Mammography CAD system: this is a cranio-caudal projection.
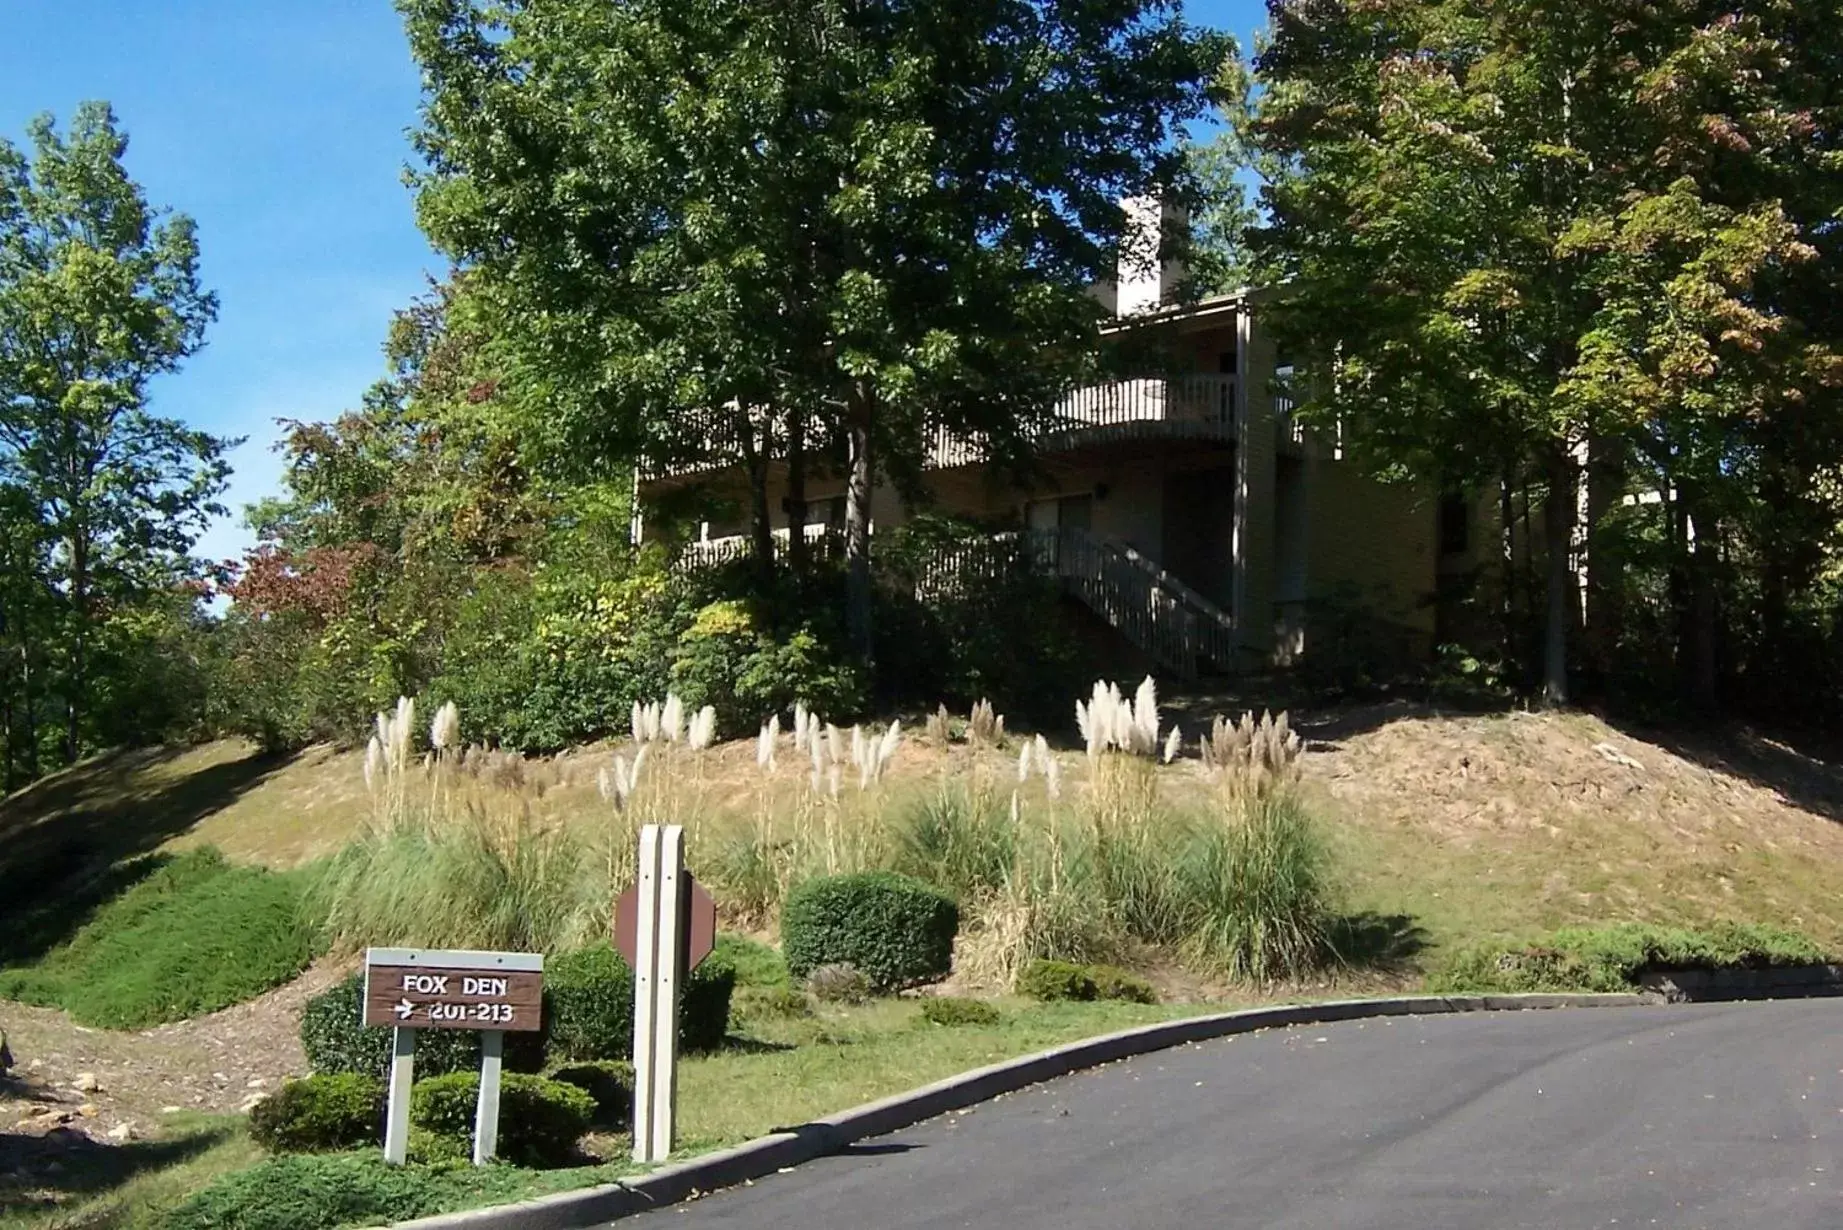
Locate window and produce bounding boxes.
[1439,493,1471,556]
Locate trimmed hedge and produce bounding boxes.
[549,1060,633,1128]
[410,1071,594,1168]
[248,1073,384,1154]
[299,972,545,1079]
[919,996,1001,1027]
[1017,959,1157,1005]
[545,941,736,1062]
[1429,922,1831,994]
[781,872,958,992]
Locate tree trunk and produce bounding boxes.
[786,403,809,578]
[1682,493,1720,713]
[844,389,874,663]
[1540,443,1575,705]
[65,529,88,765]
[739,415,776,591]
[1499,470,1517,668]
[1579,432,1625,690]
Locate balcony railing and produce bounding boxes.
[651,373,1243,482]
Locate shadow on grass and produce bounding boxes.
[0,745,293,965]
[1330,912,1429,974]
[0,1122,232,1212]
[718,1036,798,1056]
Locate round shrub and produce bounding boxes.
[1090,966,1158,1005]
[545,941,736,1062]
[918,996,1001,1027]
[299,972,545,1079]
[410,1071,594,1168]
[549,1060,633,1128]
[781,872,959,992]
[1017,959,1097,1002]
[248,1073,384,1154]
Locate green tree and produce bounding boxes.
[1250,0,1843,706]
[400,0,1226,662]
[0,103,226,761]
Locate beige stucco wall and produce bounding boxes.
[1302,458,1439,635]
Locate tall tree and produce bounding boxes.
[1250,0,1843,705]
[0,103,227,760]
[401,0,1224,662]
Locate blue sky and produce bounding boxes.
[2,0,1267,566]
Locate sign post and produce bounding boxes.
[363,948,544,1166]
[614,826,718,1165]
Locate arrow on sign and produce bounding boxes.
[395,999,416,1020]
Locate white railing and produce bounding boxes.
[1031,526,1238,678]
[1056,373,1236,430]
[676,523,842,570]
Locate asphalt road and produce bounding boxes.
[630,1000,1843,1229]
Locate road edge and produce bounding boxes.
[388,991,1655,1229]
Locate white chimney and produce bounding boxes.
[1114,195,1189,317]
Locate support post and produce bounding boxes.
[384,1026,415,1165]
[631,825,662,1163]
[473,1029,504,1165]
[650,825,685,1163]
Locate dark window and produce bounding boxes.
[1439,493,1470,556]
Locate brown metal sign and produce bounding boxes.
[363,949,544,1032]
[615,873,718,972]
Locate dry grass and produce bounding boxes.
[8,705,1843,966]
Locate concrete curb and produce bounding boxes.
[388,991,1655,1229]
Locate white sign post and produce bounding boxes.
[630,824,685,1164]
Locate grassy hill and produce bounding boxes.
[7,702,1841,965]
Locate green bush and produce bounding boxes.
[1017,959,1097,1002]
[781,872,959,993]
[1090,966,1159,1005]
[298,972,545,1079]
[670,599,866,736]
[549,1060,633,1128]
[544,941,736,1062]
[248,1074,384,1154]
[918,997,1001,1027]
[1016,959,1157,1005]
[0,848,320,1029]
[160,1153,453,1230]
[1180,792,1335,984]
[1429,923,1831,994]
[410,1071,594,1168]
[714,933,790,988]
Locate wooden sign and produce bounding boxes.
[363,949,544,1032]
[615,873,717,972]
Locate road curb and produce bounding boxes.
[387,991,1655,1229]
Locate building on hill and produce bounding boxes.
[635,206,1474,681]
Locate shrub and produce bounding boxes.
[1017,959,1097,1002]
[670,599,866,736]
[919,997,1001,1027]
[411,1071,594,1168]
[1015,959,1157,1005]
[1429,923,1831,994]
[549,1060,633,1128]
[1181,791,1335,984]
[781,872,959,993]
[544,941,736,1062]
[714,934,789,988]
[1090,966,1158,1005]
[248,1073,384,1153]
[299,972,545,1079]
[803,963,871,1004]
[0,848,321,1029]
[160,1153,452,1230]
[893,785,1015,900]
